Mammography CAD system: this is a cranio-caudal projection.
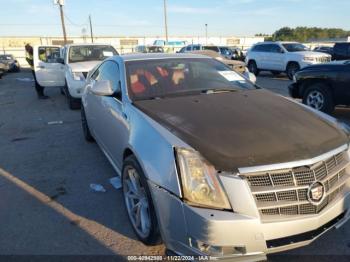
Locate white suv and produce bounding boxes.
[245,42,331,79]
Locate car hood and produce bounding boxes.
[134,89,348,172]
[68,61,101,73]
[292,51,331,57]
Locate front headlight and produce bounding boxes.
[303,56,315,62]
[72,72,85,81]
[176,148,231,210]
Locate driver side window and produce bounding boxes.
[38,47,61,63]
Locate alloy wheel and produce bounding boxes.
[123,166,151,238]
[306,90,325,110]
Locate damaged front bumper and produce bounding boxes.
[148,180,350,262]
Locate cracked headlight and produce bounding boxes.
[176,148,231,210]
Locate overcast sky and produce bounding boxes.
[1,0,349,37]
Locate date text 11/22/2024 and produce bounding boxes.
[127,256,212,261]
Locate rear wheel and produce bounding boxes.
[286,62,300,80]
[248,60,260,76]
[302,83,334,114]
[122,156,161,245]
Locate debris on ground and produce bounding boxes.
[109,177,122,190]
[48,121,64,125]
[90,184,106,193]
[16,78,34,82]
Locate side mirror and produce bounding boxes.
[92,80,115,96]
[56,58,65,64]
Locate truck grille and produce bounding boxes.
[243,151,349,221]
[316,57,331,63]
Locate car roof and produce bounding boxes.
[118,53,210,62]
[65,43,113,47]
[256,41,299,45]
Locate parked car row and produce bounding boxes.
[178,44,245,61]
[27,45,350,261]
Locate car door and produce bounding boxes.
[268,44,285,71]
[34,46,65,87]
[87,60,129,169]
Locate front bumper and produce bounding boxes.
[66,77,85,98]
[288,83,300,98]
[149,180,350,261]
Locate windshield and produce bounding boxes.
[68,45,118,63]
[126,58,256,101]
[282,43,309,52]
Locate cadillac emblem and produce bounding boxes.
[307,182,325,205]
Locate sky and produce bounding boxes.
[0,0,349,37]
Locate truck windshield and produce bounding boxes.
[68,45,118,63]
[126,58,256,101]
[282,43,309,52]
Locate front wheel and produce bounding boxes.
[286,63,300,80]
[248,61,260,76]
[302,83,334,114]
[122,156,161,245]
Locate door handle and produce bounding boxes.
[122,112,128,120]
[37,65,45,69]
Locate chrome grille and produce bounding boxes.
[316,57,331,63]
[244,151,349,220]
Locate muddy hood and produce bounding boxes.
[135,89,348,171]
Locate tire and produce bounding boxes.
[286,62,300,80]
[302,83,334,114]
[248,60,260,76]
[122,156,161,245]
[271,71,281,76]
[81,106,94,142]
[64,82,81,110]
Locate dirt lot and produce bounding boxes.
[1,69,350,261]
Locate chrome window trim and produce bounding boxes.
[239,144,348,174]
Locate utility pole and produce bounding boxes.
[205,24,208,45]
[89,15,94,43]
[55,0,67,45]
[163,0,169,43]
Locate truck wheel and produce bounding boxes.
[248,60,260,76]
[286,62,300,80]
[81,106,94,142]
[122,155,162,245]
[302,83,334,114]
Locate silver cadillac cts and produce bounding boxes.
[81,53,350,261]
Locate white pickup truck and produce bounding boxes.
[33,44,118,109]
